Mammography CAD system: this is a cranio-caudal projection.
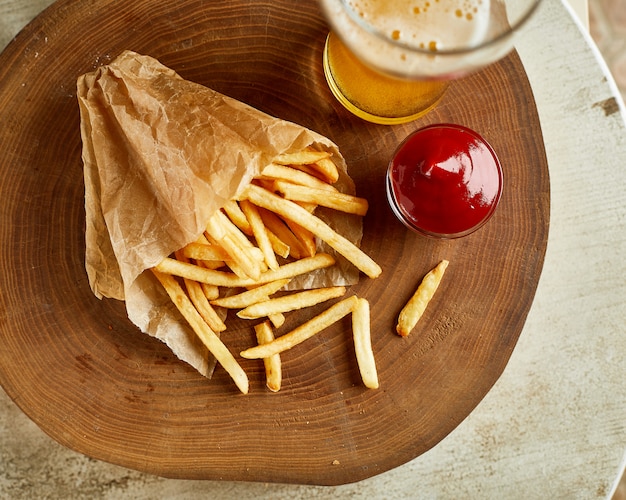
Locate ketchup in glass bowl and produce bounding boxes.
[386,124,503,239]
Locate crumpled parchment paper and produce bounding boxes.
[77,50,362,376]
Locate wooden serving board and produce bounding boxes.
[0,0,549,486]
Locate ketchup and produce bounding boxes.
[386,124,502,238]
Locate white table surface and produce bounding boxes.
[1,0,625,498]
[565,0,589,28]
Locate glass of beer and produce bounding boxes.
[319,0,543,124]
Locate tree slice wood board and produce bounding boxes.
[0,0,549,486]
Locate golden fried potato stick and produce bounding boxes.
[181,241,231,262]
[240,295,358,359]
[396,260,449,337]
[273,180,369,216]
[237,286,347,320]
[213,276,289,327]
[273,149,331,166]
[254,321,282,392]
[265,230,291,259]
[154,253,336,288]
[151,269,249,394]
[199,279,220,300]
[293,200,318,213]
[312,157,340,184]
[210,278,291,309]
[240,184,382,279]
[352,298,378,389]
[222,200,253,236]
[260,163,338,192]
[268,313,285,328]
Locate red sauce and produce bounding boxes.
[387,124,502,238]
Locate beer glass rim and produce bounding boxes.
[333,0,543,57]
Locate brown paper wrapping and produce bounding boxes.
[77,50,362,376]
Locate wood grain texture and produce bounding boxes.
[0,0,549,486]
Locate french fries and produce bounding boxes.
[239,199,280,271]
[273,180,369,216]
[352,298,378,389]
[155,253,336,288]
[237,286,347,319]
[273,149,331,166]
[210,279,291,309]
[396,260,449,337]
[151,269,249,394]
[174,250,226,333]
[260,163,337,192]
[240,295,379,391]
[240,184,382,279]
[240,295,359,359]
[255,321,281,392]
[150,148,386,394]
[273,148,340,184]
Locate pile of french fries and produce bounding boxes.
[151,149,381,394]
[150,148,450,395]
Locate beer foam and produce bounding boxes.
[345,0,491,51]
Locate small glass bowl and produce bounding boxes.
[386,123,503,239]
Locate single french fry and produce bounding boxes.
[237,286,347,320]
[151,269,249,394]
[200,261,227,272]
[274,180,368,217]
[198,259,227,270]
[200,280,220,300]
[312,157,340,184]
[352,298,378,389]
[182,242,231,262]
[273,149,331,166]
[222,200,253,235]
[210,278,291,309]
[288,163,329,182]
[155,253,336,288]
[293,200,318,213]
[288,158,340,184]
[155,257,242,287]
[255,321,282,392]
[240,184,382,279]
[261,163,338,192]
[239,199,279,271]
[240,295,358,359]
[268,313,285,328]
[396,260,449,337]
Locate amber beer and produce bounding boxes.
[320,0,495,124]
[323,32,449,124]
